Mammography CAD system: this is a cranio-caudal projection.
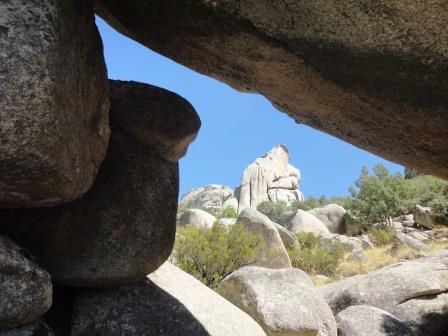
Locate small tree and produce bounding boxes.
[173,222,265,288]
[349,164,412,229]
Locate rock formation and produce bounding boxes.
[71,263,266,336]
[109,80,200,162]
[217,266,337,336]
[0,320,55,336]
[414,205,436,228]
[281,209,331,237]
[1,0,447,334]
[393,293,448,336]
[0,0,110,207]
[179,184,238,212]
[308,204,347,234]
[237,208,292,269]
[179,145,305,221]
[336,305,413,336]
[178,209,217,229]
[237,145,304,213]
[94,0,448,180]
[395,232,426,251]
[322,251,448,336]
[322,259,448,316]
[275,223,300,250]
[0,235,52,330]
[404,168,422,179]
[419,249,448,267]
[1,81,200,287]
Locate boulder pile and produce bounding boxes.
[1,0,447,335]
[179,184,238,213]
[217,266,337,336]
[178,144,305,218]
[0,1,205,332]
[322,250,448,336]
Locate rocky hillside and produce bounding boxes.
[173,201,448,335]
[179,145,304,219]
[0,1,446,335]
[176,147,448,336]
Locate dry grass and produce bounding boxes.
[310,275,333,286]
[425,240,448,253]
[324,240,448,283]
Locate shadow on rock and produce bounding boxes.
[71,278,210,336]
[381,315,412,336]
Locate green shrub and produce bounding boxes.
[290,198,322,211]
[409,176,448,225]
[407,175,448,205]
[287,233,345,276]
[428,196,448,225]
[177,203,237,220]
[348,164,413,230]
[173,222,265,288]
[291,196,352,212]
[348,165,448,230]
[215,206,237,219]
[176,202,193,218]
[257,201,290,222]
[368,226,397,246]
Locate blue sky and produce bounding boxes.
[96,18,403,199]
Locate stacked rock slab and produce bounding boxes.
[0,235,52,331]
[237,145,304,213]
[71,262,266,336]
[1,80,200,287]
[321,254,448,335]
[393,293,448,336]
[0,0,110,207]
[93,0,448,180]
[322,260,448,315]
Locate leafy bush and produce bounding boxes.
[348,164,413,230]
[215,206,237,219]
[287,233,345,276]
[173,222,265,288]
[348,164,448,230]
[428,196,448,225]
[407,175,448,205]
[368,226,397,247]
[258,196,352,222]
[408,176,448,225]
[257,201,290,222]
[290,198,322,211]
[291,196,352,211]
